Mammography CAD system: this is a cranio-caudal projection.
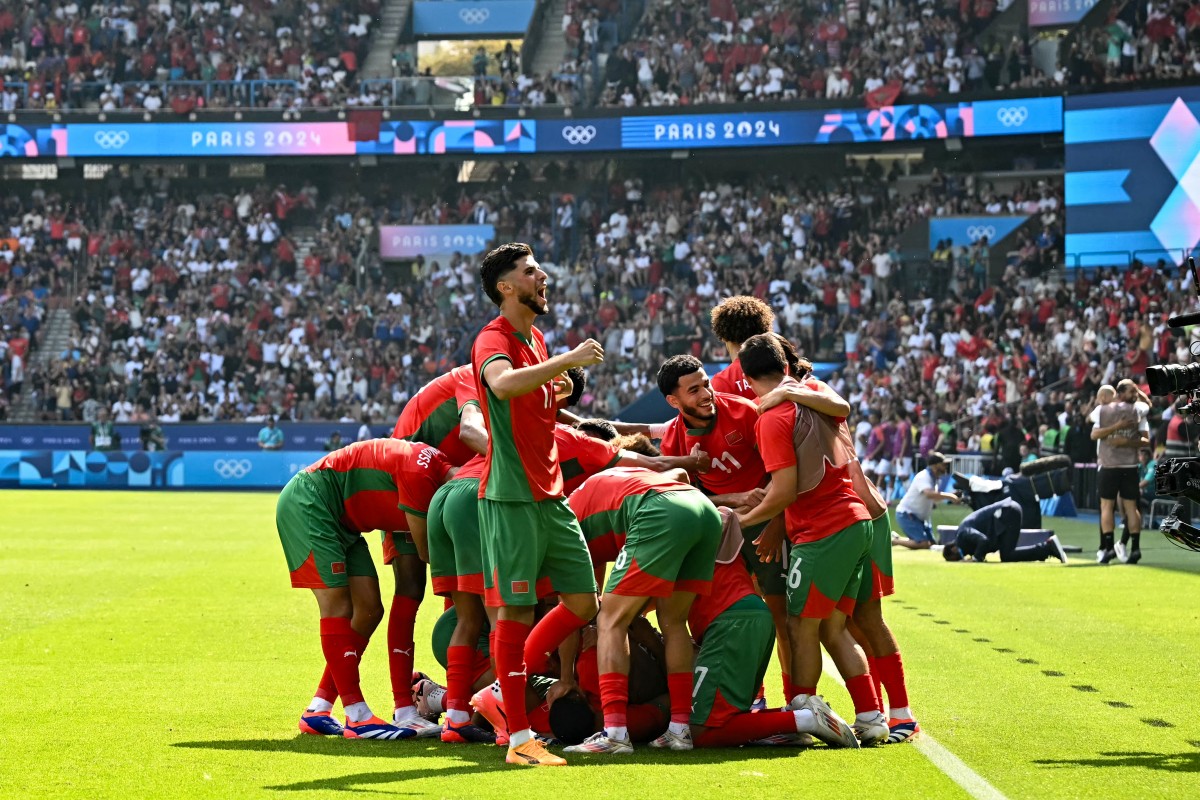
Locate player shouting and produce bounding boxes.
[472,242,604,766]
[277,438,451,740]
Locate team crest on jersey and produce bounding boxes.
[511,580,530,594]
[331,562,346,574]
[725,431,743,446]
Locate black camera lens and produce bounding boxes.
[1147,363,1200,396]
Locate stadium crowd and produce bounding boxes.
[597,0,1006,107]
[0,0,377,111]
[3,161,1190,475]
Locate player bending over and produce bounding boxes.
[562,465,721,754]
[277,439,451,740]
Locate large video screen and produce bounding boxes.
[1066,86,1200,267]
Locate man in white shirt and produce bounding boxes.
[892,452,961,550]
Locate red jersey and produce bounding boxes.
[471,316,561,501]
[453,454,486,482]
[393,364,478,466]
[569,467,695,566]
[659,392,766,496]
[556,423,621,496]
[710,360,757,401]
[687,559,757,640]
[756,402,870,544]
[304,438,452,533]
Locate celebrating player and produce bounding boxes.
[277,438,452,740]
[563,465,721,754]
[472,242,604,767]
[736,333,886,747]
[709,295,776,401]
[655,354,795,705]
[758,367,921,743]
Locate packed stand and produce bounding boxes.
[0,0,377,111]
[12,163,1192,475]
[465,43,586,108]
[597,0,1011,108]
[1065,1,1200,89]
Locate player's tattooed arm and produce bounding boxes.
[458,403,489,456]
[757,376,851,418]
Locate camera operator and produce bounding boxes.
[1090,383,1149,565]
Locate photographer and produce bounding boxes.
[1090,384,1148,565]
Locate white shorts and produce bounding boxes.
[875,459,893,477]
[893,457,913,479]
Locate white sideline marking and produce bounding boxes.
[821,655,1008,800]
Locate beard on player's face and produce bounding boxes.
[678,394,716,421]
[518,287,548,315]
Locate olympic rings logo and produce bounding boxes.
[561,125,597,145]
[93,130,130,149]
[995,106,1028,127]
[459,7,491,23]
[966,225,996,241]
[213,458,252,479]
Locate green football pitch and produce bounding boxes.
[3,491,1198,799]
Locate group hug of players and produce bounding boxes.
[274,243,919,766]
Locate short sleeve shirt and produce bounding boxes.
[472,316,562,501]
[659,392,766,496]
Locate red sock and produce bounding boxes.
[319,617,365,706]
[315,666,338,704]
[445,645,476,714]
[874,652,910,711]
[494,619,532,734]
[627,702,668,741]
[845,673,881,716]
[471,648,493,685]
[523,604,589,674]
[667,672,692,725]
[388,596,421,709]
[796,685,816,697]
[694,711,798,747]
[599,672,629,730]
[781,673,796,706]
[868,657,888,705]
[488,629,497,672]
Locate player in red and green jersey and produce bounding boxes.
[276,438,452,741]
[708,295,776,402]
[757,364,920,744]
[393,364,486,467]
[736,333,885,748]
[472,242,605,767]
[656,354,796,705]
[385,364,487,738]
[562,464,720,755]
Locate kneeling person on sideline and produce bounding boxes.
[943,498,1068,563]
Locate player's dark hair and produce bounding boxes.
[480,242,533,306]
[612,433,660,457]
[739,334,787,380]
[548,689,596,745]
[943,543,963,562]
[770,333,812,378]
[710,296,775,346]
[576,418,618,441]
[565,366,587,408]
[656,355,704,396]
